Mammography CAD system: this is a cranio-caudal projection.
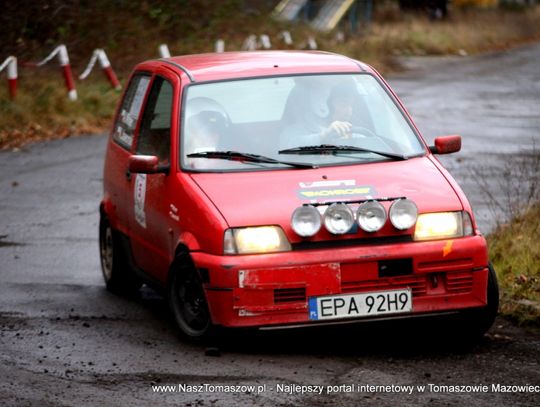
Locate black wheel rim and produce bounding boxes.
[100,224,114,281]
[174,270,210,336]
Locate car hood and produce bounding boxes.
[190,157,462,238]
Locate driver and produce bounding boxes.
[183,97,229,169]
[185,110,226,154]
[322,82,355,139]
[279,81,358,149]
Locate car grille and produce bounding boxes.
[341,275,428,297]
[274,287,307,304]
[292,235,413,251]
[271,271,475,305]
[446,271,474,294]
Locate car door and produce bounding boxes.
[103,73,151,235]
[128,71,179,282]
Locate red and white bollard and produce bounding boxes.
[79,49,121,90]
[36,44,77,101]
[259,35,272,49]
[158,44,171,58]
[307,36,318,50]
[242,35,258,51]
[0,56,17,99]
[98,50,121,90]
[280,31,293,46]
[58,45,77,101]
[214,39,225,53]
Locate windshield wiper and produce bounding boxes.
[187,150,318,169]
[278,144,408,161]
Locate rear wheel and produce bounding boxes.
[99,215,141,294]
[168,253,213,339]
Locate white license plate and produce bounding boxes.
[308,289,412,321]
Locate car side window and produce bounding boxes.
[136,76,173,163]
[112,74,151,149]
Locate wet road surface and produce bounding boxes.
[1,44,539,406]
[390,43,540,232]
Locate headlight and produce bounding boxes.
[414,211,473,241]
[389,199,418,230]
[357,200,387,232]
[291,205,322,237]
[324,203,355,235]
[224,226,291,254]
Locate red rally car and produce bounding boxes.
[99,51,498,339]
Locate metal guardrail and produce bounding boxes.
[272,0,309,21]
[273,0,361,32]
[310,0,356,32]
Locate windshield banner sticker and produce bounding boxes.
[297,180,375,201]
[134,173,147,228]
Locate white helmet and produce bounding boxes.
[185,97,229,134]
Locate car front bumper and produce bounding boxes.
[191,235,489,328]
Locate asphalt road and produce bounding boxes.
[1,44,539,406]
[390,43,540,232]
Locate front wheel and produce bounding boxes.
[456,263,499,343]
[168,254,213,339]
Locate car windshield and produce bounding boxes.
[180,73,425,171]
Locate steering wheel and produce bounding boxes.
[350,126,377,138]
[326,125,377,144]
[323,123,378,145]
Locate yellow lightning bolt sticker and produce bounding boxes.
[443,240,453,257]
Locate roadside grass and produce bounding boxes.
[0,72,120,149]
[331,5,540,68]
[1,5,540,150]
[474,148,540,327]
[487,204,540,328]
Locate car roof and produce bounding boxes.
[138,51,371,83]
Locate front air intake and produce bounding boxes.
[274,287,306,304]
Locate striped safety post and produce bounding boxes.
[159,44,171,58]
[0,56,17,99]
[280,31,293,46]
[242,35,258,51]
[79,49,121,90]
[36,44,77,101]
[307,36,318,50]
[215,39,225,53]
[259,35,272,49]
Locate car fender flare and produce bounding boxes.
[99,199,116,226]
[176,232,201,253]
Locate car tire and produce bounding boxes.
[455,263,499,343]
[99,215,141,295]
[168,253,214,340]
